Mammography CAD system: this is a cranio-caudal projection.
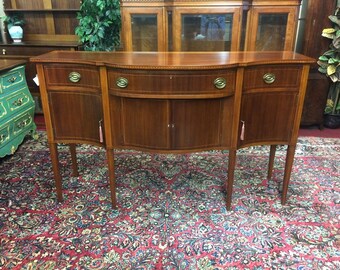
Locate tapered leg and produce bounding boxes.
[69,144,79,177]
[267,145,277,179]
[49,143,63,202]
[282,145,296,205]
[106,149,117,209]
[226,149,237,211]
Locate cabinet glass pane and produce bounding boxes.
[256,14,288,51]
[131,14,158,51]
[181,14,233,51]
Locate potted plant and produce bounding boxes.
[3,13,25,43]
[75,0,121,51]
[318,3,340,128]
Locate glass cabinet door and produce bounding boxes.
[121,8,166,51]
[173,7,242,51]
[245,7,298,51]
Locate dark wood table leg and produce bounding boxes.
[106,148,117,209]
[282,145,296,205]
[267,145,277,179]
[69,144,79,177]
[49,143,63,202]
[226,149,237,211]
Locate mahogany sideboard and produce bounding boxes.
[31,51,314,210]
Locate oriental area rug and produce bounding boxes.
[0,132,339,269]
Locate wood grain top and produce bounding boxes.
[0,59,26,72]
[30,51,315,70]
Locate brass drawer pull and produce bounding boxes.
[17,118,30,128]
[214,77,226,89]
[13,98,24,107]
[69,72,81,83]
[8,76,18,83]
[263,73,276,84]
[116,77,128,88]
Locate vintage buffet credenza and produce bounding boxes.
[31,51,314,210]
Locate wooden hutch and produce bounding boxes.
[0,0,80,113]
[120,0,301,52]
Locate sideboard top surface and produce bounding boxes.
[31,51,315,70]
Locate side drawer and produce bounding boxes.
[243,65,302,92]
[43,64,101,92]
[108,69,236,97]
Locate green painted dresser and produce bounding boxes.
[0,60,36,158]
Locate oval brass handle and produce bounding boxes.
[263,73,276,84]
[214,77,226,89]
[116,77,128,88]
[69,72,81,83]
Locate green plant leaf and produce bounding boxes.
[329,15,340,27]
[327,65,337,76]
[323,28,336,34]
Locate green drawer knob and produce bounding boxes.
[116,77,128,88]
[263,73,276,84]
[69,72,81,83]
[214,77,226,89]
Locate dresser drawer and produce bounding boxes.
[0,66,25,94]
[13,110,34,136]
[108,69,236,97]
[6,87,33,112]
[43,64,100,92]
[243,65,302,92]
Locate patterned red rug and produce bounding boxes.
[0,132,339,269]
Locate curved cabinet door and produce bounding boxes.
[172,98,232,150]
[111,97,170,150]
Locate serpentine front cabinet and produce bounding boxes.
[31,51,314,210]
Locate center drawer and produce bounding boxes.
[108,69,236,97]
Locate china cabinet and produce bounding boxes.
[121,0,301,52]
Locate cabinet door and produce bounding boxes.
[49,92,103,144]
[245,6,298,51]
[173,7,242,51]
[239,92,298,146]
[121,7,166,51]
[171,99,230,150]
[115,98,170,149]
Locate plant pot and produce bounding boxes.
[8,26,23,43]
[324,114,340,129]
